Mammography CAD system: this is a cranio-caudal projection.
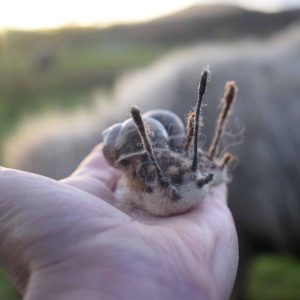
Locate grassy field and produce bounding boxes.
[0,272,19,300]
[0,27,300,299]
[248,256,300,300]
[0,29,172,159]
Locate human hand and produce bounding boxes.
[0,145,238,300]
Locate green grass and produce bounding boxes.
[0,30,172,161]
[0,271,19,300]
[248,255,300,300]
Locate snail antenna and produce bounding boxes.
[191,67,209,171]
[131,106,164,180]
[131,106,180,200]
[220,152,235,169]
[184,111,195,153]
[208,81,237,160]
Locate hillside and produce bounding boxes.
[71,4,300,44]
[1,4,300,155]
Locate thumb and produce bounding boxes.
[61,144,121,199]
[0,166,127,293]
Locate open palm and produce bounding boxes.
[0,145,238,300]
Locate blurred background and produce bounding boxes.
[1,0,300,299]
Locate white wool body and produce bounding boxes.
[115,177,208,216]
[115,169,228,216]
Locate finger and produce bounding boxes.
[0,167,128,244]
[61,144,121,197]
[0,167,129,290]
[62,176,116,203]
[71,144,121,189]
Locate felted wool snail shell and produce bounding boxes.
[102,68,238,216]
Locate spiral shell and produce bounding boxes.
[143,110,185,151]
[103,110,183,167]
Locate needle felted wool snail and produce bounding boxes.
[102,68,238,216]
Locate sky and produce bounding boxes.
[0,0,300,30]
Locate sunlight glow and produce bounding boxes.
[0,0,195,30]
[0,0,299,30]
